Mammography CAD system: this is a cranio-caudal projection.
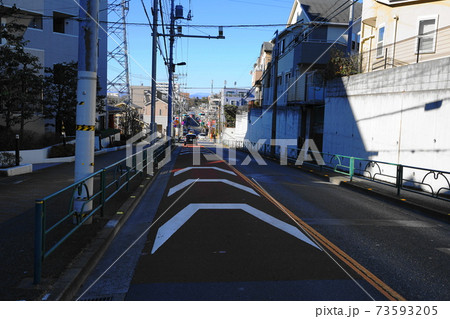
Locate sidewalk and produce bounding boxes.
[252,151,450,222]
[0,147,131,300]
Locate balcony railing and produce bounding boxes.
[287,71,325,104]
[360,24,450,73]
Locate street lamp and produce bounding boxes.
[173,61,186,72]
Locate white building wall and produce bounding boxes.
[1,0,108,132]
[324,57,450,186]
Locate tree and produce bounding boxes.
[42,62,78,138]
[224,104,238,128]
[323,48,361,80]
[43,61,106,138]
[0,6,43,137]
[122,106,143,139]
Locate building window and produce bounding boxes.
[53,12,68,33]
[352,33,360,51]
[28,14,43,29]
[309,26,327,42]
[279,39,285,55]
[285,73,291,86]
[159,109,162,116]
[417,17,438,54]
[376,26,385,58]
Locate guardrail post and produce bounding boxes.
[100,169,106,217]
[143,149,148,176]
[350,157,355,181]
[396,165,403,196]
[34,200,45,284]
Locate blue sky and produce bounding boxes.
[109,0,294,95]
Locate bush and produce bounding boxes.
[48,144,75,158]
[0,152,20,168]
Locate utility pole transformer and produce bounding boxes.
[74,0,100,221]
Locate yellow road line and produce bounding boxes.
[228,163,405,301]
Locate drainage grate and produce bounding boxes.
[78,293,126,301]
[79,295,113,301]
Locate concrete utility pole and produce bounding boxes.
[74,0,100,220]
[270,30,279,156]
[151,0,158,138]
[167,0,176,138]
[347,0,355,54]
[162,2,224,140]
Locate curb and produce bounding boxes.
[290,162,450,223]
[47,143,178,301]
[225,146,450,223]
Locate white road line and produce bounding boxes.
[174,167,236,177]
[151,203,321,254]
[167,179,260,197]
[436,248,450,256]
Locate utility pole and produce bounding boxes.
[74,0,100,222]
[347,0,355,55]
[167,0,176,138]
[150,0,158,138]
[162,3,224,140]
[270,31,279,156]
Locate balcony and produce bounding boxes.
[294,41,346,65]
[287,71,325,105]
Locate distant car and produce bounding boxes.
[184,133,197,145]
[197,132,207,140]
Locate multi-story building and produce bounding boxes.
[130,85,168,136]
[220,87,255,107]
[0,0,108,133]
[360,0,450,72]
[251,42,273,107]
[248,0,362,151]
[275,0,362,107]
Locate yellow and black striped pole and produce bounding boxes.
[74,0,100,224]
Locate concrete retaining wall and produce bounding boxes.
[2,133,120,164]
[324,57,450,192]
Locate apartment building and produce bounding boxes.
[360,0,450,72]
[0,0,108,133]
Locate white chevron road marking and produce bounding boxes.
[151,203,321,254]
[167,179,259,197]
[174,167,236,176]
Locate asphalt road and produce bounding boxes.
[215,144,450,301]
[73,142,448,301]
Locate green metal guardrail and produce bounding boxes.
[223,140,450,203]
[34,140,173,284]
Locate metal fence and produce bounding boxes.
[223,140,450,203]
[34,139,173,284]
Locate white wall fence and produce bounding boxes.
[2,133,120,164]
[324,56,450,195]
